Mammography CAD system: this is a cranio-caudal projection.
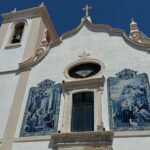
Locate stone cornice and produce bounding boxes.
[1,5,58,41]
[2,6,48,23]
[114,130,150,137]
[13,135,51,142]
[23,17,150,70]
[1,13,150,73]
[60,17,150,49]
[63,77,105,92]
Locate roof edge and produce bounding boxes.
[1,5,58,41]
[60,17,150,50]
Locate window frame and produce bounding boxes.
[5,19,28,49]
[61,77,105,133]
[11,22,25,44]
[64,58,105,80]
[71,91,94,132]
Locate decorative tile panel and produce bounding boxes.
[107,69,150,131]
[20,79,62,136]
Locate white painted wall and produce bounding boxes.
[11,137,150,150]
[0,19,32,71]
[12,141,51,150]
[113,137,150,150]
[0,18,32,139]
[15,25,150,149]
[0,73,20,138]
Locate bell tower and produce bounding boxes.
[0,4,58,71]
[0,4,58,150]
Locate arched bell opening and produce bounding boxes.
[11,22,25,44]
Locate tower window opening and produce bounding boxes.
[11,22,25,44]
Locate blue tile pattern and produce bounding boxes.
[107,69,150,131]
[20,79,62,136]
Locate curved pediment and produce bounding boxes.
[18,17,150,72]
[60,17,150,49]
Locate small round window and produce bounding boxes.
[68,63,101,79]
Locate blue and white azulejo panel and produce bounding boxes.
[108,69,150,131]
[20,79,62,136]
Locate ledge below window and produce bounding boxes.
[114,130,150,137]
[49,131,114,150]
[5,43,21,49]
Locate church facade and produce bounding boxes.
[0,4,150,150]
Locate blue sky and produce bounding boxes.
[0,0,150,37]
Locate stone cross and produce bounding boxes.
[82,5,92,17]
[79,51,91,59]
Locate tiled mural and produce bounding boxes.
[108,69,150,131]
[20,79,62,136]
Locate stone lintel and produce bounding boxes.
[63,77,105,92]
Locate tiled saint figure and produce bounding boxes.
[108,69,150,131]
[20,79,62,136]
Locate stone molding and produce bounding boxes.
[19,23,55,70]
[13,135,51,142]
[0,22,9,48]
[11,19,28,26]
[60,17,150,49]
[17,24,60,71]
[1,129,150,144]
[61,77,105,133]
[1,7,150,73]
[129,19,150,45]
[1,5,58,41]
[63,77,105,92]
[3,11,150,72]
[19,46,49,70]
[49,131,114,149]
[18,38,62,71]
[114,130,150,137]
[0,7,60,74]
[5,43,22,49]
[16,17,150,72]
[130,30,150,45]
[5,19,28,49]
[64,56,105,80]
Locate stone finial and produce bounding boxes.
[39,2,44,7]
[130,18,139,33]
[131,18,136,24]
[11,8,17,13]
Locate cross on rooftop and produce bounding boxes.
[82,5,92,17]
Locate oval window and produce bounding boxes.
[68,63,101,79]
